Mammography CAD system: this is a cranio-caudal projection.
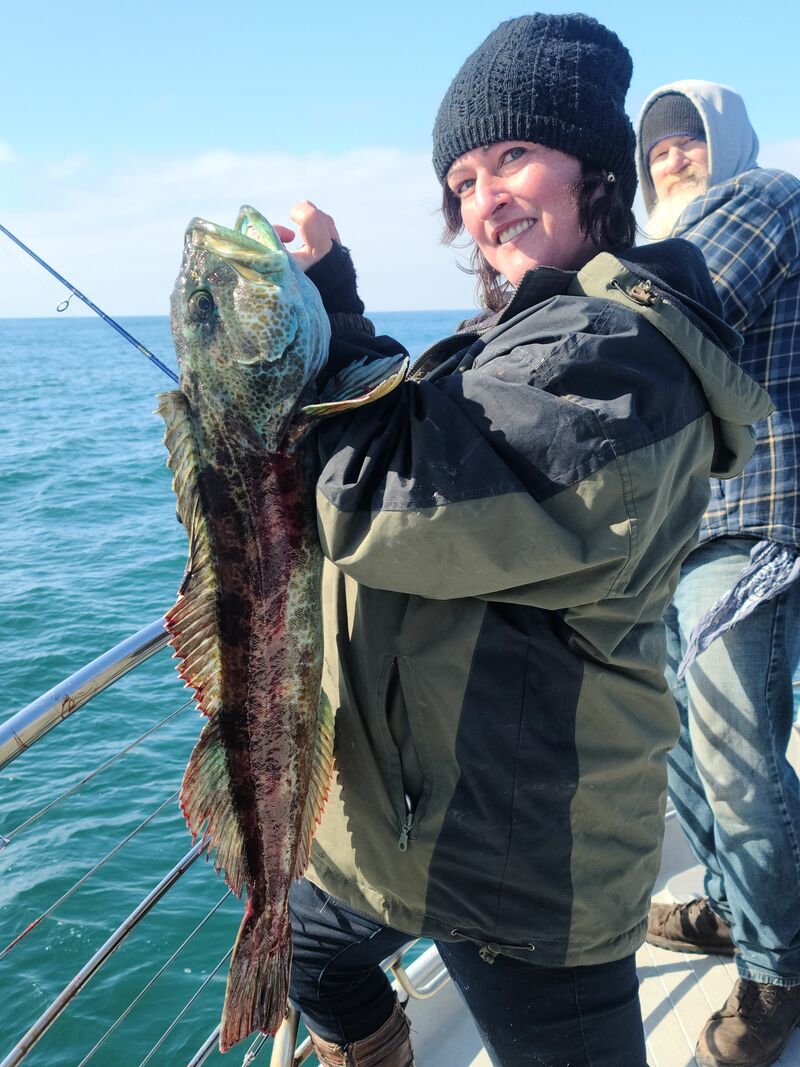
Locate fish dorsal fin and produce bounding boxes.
[293,691,336,878]
[156,390,248,896]
[301,354,408,417]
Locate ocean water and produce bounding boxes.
[0,310,469,1067]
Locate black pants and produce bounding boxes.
[288,879,647,1067]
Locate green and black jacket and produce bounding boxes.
[306,239,772,967]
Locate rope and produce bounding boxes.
[1,700,193,847]
[76,890,232,1066]
[136,947,233,1067]
[0,791,180,959]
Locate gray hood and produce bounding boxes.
[635,79,760,214]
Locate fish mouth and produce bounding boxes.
[186,206,286,278]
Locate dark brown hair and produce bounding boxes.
[441,161,637,312]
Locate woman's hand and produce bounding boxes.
[273,201,341,272]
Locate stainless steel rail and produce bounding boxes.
[2,612,456,1067]
[185,939,452,1067]
[390,955,450,1001]
[0,617,169,771]
[0,840,206,1067]
[269,1010,307,1067]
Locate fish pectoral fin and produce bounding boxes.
[301,354,408,417]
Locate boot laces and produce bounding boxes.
[735,981,777,1023]
[666,898,708,926]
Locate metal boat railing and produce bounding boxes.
[0,615,451,1067]
[0,618,169,772]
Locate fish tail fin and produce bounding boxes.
[219,903,292,1051]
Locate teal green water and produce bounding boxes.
[0,311,465,1067]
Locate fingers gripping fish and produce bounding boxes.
[156,207,406,1051]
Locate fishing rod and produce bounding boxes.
[0,221,179,384]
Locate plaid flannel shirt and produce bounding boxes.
[673,167,800,547]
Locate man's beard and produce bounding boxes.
[645,173,709,240]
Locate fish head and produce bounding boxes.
[170,205,331,450]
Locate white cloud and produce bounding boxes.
[0,148,477,319]
[0,142,13,164]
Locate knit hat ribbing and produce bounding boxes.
[640,92,706,162]
[432,14,637,210]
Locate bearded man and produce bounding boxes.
[636,81,800,1067]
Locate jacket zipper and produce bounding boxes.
[398,795,415,852]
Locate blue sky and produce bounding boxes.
[1,0,798,315]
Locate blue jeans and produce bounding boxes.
[665,536,800,986]
[289,879,647,1066]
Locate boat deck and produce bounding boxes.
[640,836,800,1067]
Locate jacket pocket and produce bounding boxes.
[376,654,428,851]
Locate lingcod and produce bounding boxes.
[157,207,405,1051]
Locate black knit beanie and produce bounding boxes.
[640,92,705,162]
[432,13,637,211]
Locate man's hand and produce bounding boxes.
[273,201,341,272]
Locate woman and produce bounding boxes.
[274,14,771,1067]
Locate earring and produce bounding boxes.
[605,171,616,184]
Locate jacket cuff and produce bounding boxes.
[329,311,376,337]
[306,241,365,316]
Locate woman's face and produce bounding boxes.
[447,141,595,285]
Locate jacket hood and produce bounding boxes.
[635,80,760,213]
[571,240,773,477]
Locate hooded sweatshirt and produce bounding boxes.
[305,240,772,967]
[636,80,759,216]
[636,80,800,546]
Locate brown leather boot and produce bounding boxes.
[647,898,735,956]
[696,979,800,1066]
[307,1001,415,1066]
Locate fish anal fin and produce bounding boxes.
[293,692,335,878]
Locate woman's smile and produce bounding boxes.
[496,218,536,245]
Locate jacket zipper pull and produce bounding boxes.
[398,810,414,851]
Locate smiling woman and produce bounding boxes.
[445,143,591,283]
[232,12,773,1067]
[440,142,637,309]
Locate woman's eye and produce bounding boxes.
[188,289,215,322]
[503,146,526,165]
[452,177,475,198]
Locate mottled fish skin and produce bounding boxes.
[158,207,333,1050]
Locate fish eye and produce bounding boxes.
[188,289,215,321]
